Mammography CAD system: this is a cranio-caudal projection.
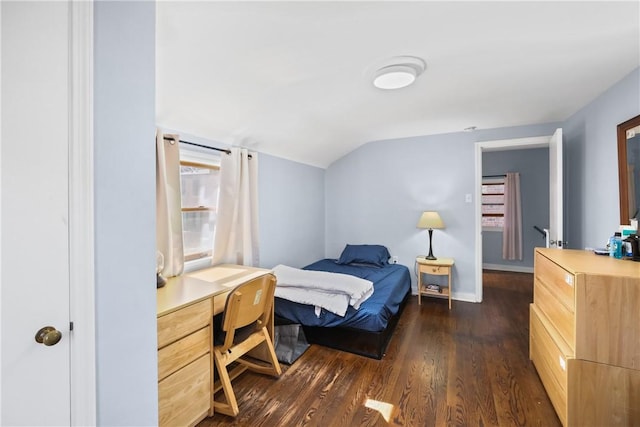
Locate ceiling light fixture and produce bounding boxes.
[372,56,426,90]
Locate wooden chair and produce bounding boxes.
[212,273,282,416]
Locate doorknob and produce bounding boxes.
[35,326,62,346]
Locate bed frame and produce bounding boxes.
[275,290,411,360]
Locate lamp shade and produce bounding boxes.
[417,211,445,229]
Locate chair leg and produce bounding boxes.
[262,328,282,377]
[212,350,239,417]
[237,329,282,377]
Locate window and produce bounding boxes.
[482,177,505,230]
[179,149,221,265]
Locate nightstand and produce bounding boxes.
[416,257,454,309]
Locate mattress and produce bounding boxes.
[274,259,411,332]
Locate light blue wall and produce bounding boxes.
[482,148,550,270]
[94,2,157,425]
[259,154,325,269]
[563,67,640,249]
[325,123,559,299]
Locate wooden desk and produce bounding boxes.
[157,264,271,427]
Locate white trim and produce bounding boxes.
[475,135,553,304]
[183,256,214,273]
[482,263,534,274]
[68,2,96,425]
[482,227,503,232]
[451,291,477,303]
[0,1,4,420]
[179,145,222,167]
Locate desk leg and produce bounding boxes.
[418,269,422,305]
[448,270,452,310]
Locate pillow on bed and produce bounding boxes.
[336,244,390,267]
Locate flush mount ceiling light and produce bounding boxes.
[372,56,426,90]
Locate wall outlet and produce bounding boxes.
[391,256,399,264]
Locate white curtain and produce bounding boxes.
[156,131,184,277]
[502,172,523,260]
[212,147,259,266]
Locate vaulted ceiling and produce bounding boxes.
[156,1,640,168]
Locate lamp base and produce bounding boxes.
[426,228,437,260]
[157,273,166,288]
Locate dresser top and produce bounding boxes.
[536,248,640,278]
[157,264,271,316]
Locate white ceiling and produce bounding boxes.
[156,1,640,168]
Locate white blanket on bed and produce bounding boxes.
[273,264,374,317]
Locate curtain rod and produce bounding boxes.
[166,136,253,159]
[164,136,231,155]
[482,174,506,178]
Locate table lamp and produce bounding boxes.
[417,211,445,260]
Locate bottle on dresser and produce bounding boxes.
[609,232,622,259]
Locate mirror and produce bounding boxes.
[618,114,640,225]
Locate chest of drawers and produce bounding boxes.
[530,248,640,426]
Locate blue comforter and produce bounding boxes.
[274,259,411,332]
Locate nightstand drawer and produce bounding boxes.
[421,265,449,275]
[158,299,212,348]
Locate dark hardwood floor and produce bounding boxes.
[199,270,561,426]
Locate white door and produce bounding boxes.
[1,2,71,424]
[548,128,564,248]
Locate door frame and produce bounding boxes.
[0,1,96,424]
[68,2,96,425]
[474,135,552,303]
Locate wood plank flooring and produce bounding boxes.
[199,270,561,426]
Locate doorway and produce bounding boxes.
[474,133,561,303]
[481,147,550,272]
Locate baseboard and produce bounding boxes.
[483,263,534,274]
[451,292,477,303]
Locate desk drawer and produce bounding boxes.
[159,354,210,427]
[530,304,568,426]
[534,277,575,351]
[535,252,575,313]
[158,326,210,381]
[158,299,211,349]
[213,292,227,316]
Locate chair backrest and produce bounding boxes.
[219,273,276,351]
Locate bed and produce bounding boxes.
[273,245,412,359]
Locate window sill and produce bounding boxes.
[183,256,213,273]
[483,227,503,232]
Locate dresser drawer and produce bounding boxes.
[158,326,210,381]
[158,354,211,427]
[534,277,575,351]
[535,252,575,313]
[158,299,212,349]
[530,304,569,426]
